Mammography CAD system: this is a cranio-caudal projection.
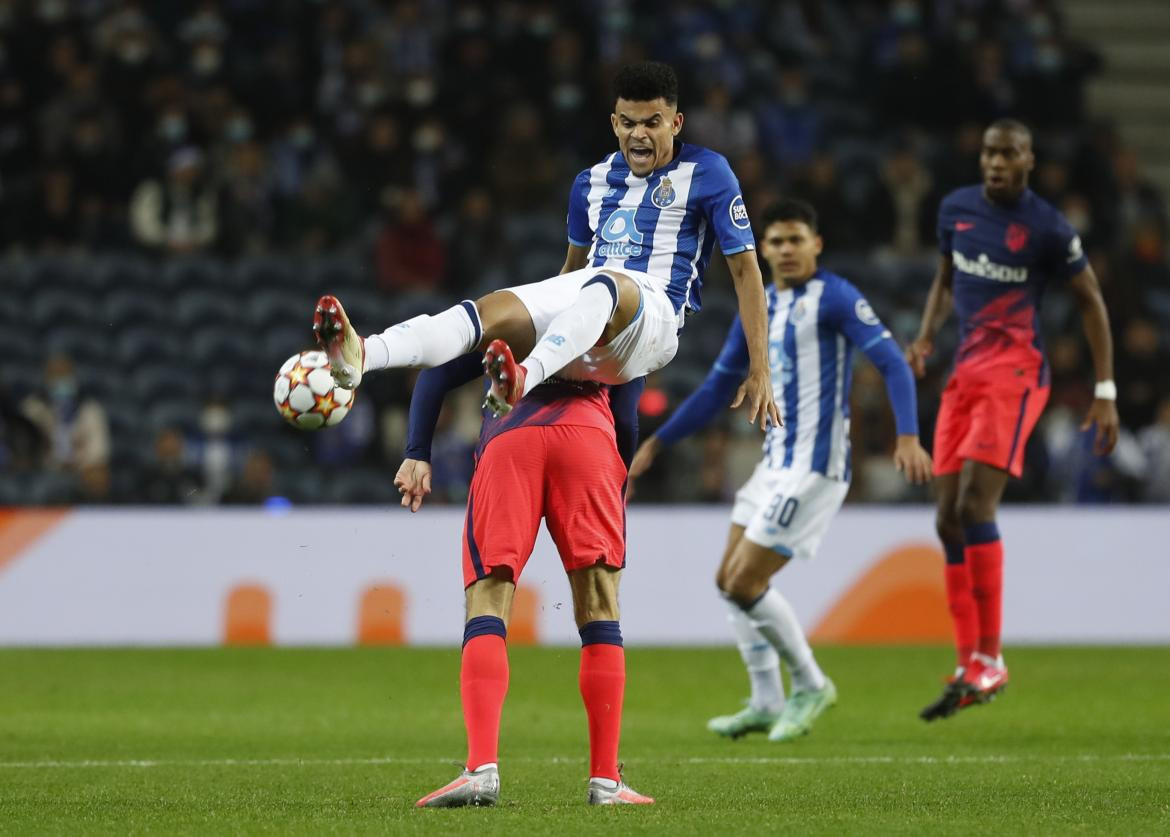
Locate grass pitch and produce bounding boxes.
[1,646,1168,835]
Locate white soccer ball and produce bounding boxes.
[273,350,355,430]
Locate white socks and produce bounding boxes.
[746,588,827,693]
[363,301,482,370]
[724,598,785,714]
[520,276,618,394]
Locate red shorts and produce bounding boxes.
[461,425,626,588]
[933,372,1049,478]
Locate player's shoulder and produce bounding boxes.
[680,143,735,176]
[939,184,983,213]
[1020,189,1072,230]
[815,269,863,302]
[577,152,621,183]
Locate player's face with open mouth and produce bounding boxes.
[980,128,1034,202]
[612,97,682,177]
[763,221,822,285]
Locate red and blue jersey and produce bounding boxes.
[938,186,1087,384]
[475,380,616,461]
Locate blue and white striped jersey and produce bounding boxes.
[655,269,919,481]
[566,143,756,316]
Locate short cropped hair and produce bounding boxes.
[986,118,1032,145]
[759,198,818,233]
[613,61,679,106]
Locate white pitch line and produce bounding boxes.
[0,754,1167,770]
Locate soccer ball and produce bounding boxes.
[273,350,354,430]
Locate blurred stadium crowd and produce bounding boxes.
[3,0,1168,506]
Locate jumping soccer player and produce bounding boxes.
[629,199,932,742]
[398,353,652,807]
[313,61,780,431]
[908,119,1119,720]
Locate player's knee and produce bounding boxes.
[464,570,515,621]
[935,506,961,544]
[722,566,767,607]
[956,492,995,528]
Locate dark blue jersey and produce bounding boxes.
[938,186,1087,382]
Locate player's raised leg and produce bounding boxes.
[956,460,1011,702]
[568,564,653,806]
[720,535,835,744]
[708,524,784,738]
[314,289,536,390]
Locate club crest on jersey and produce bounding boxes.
[651,176,676,208]
[1005,222,1030,253]
[790,298,809,323]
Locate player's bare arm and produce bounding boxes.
[560,243,590,275]
[1067,266,1119,455]
[725,250,781,430]
[907,256,954,378]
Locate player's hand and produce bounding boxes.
[625,436,661,501]
[1081,398,1120,456]
[892,435,933,485]
[393,458,432,513]
[731,367,783,431]
[905,337,933,379]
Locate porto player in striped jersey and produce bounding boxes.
[908,120,1119,720]
[629,200,932,742]
[313,61,780,433]
[396,353,652,807]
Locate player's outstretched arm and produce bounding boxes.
[1068,266,1119,455]
[398,352,483,511]
[725,251,782,430]
[906,256,954,378]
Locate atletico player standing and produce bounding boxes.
[907,119,1120,720]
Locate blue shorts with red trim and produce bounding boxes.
[933,371,1049,478]
[462,425,626,588]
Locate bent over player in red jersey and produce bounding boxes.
[907,119,1120,720]
[395,350,653,807]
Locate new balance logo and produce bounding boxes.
[543,334,566,346]
[955,221,975,231]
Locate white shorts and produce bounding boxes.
[505,267,680,384]
[730,464,849,562]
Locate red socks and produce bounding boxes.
[460,617,509,770]
[963,523,1005,660]
[579,621,625,782]
[943,547,978,666]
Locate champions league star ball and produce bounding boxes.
[273,350,354,430]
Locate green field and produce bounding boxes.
[1,646,1168,835]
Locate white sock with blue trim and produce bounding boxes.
[747,588,826,692]
[520,276,617,394]
[364,301,481,370]
[724,598,785,714]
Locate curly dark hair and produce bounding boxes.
[612,61,679,106]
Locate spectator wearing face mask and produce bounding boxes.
[20,353,110,473]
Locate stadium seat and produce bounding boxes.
[32,288,97,329]
[246,288,316,330]
[45,326,113,365]
[271,467,326,504]
[158,256,224,295]
[189,327,256,367]
[113,326,184,366]
[90,254,154,294]
[146,397,198,434]
[234,255,294,292]
[174,289,243,331]
[103,289,173,330]
[129,363,197,404]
